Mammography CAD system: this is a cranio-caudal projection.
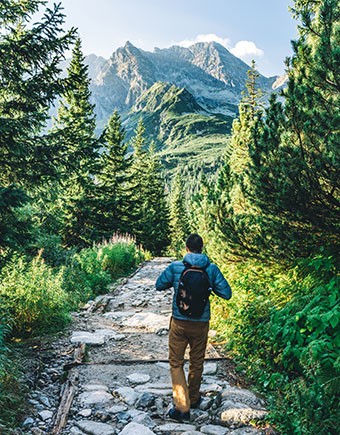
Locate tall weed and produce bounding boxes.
[0,252,69,335]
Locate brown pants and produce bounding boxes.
[168,317,209,413]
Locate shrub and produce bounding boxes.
[61,247,112,306]
[0,252,70,335]
[99,234,146,278]
[210,254,340,434]
[61,234,147,307]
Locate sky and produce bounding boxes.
[41,0,298,77]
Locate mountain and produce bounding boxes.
[59,41,287,182]
[90,41,282,129]
[122,81,233,179]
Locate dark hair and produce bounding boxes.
[186,233,203,253]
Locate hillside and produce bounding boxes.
[123,82,233,180]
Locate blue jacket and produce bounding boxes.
[155,253,231,322]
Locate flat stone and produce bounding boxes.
[71,329,125,345]
[136,382,172,396]
[79,408,92,417]
[155,423,196,432]
[221,388,263,408]
[106,404,128,414]
[79,391,113,406]
[38,410,53,421]
[221,406,267,426]
[182,432,202,435]
[127,373,151,384]
[135,382,172,391]
[203,363,217,375]
[201,424,231,435]
[83,384,109,392]
[135,388,172,396]
[132,412,156,428]
[123,312,170,332]
[75,420,115,435]
[115,387,139,406]
[70,428,84,435]
[155,362,169,370]
[119,422,155,435]
[37,394,51,407]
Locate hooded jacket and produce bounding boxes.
[155,253,231,322]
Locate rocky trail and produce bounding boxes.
[22,258,273,435]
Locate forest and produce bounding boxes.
[0,0,339,433]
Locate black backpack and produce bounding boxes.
[176,261,212,318]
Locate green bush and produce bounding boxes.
[61,248,112,306]
[0,253,70,335]
[99,241,144,278]
[210,254,340,434]
[62,235,147,307]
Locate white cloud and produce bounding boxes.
[176,33,231,49]
[230,40,264,59]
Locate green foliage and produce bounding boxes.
[0,350,28,430]
[97,110,133,237]
[246,0,340,259]
[62,234,146,305]
[0,253,70,335]
[169,172,190,255]
[52,38,103,247]
[129,119,170,254]
[62,247,112,304]
[0,1,75,254]
[210,254,340,434]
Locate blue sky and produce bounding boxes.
[42,0,298,77]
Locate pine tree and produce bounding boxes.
[207,61,265,260]
[169,171,190,256]
[52,38,102,247]
[97,110,133,237]
[0,1,75,254]
[129,119,170,254]
[246,0,340,258]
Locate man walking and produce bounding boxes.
[156,234,231,422]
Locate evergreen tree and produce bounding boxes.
[246,0,340,258]
[97,110,133,237]
[0,1,75,255]
[206,61,265,260]
[52,38,102,247]
[129,119,170,254]
[169,171,190,256]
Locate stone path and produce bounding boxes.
[23,258,272,435]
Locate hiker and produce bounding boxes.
[155,233,231,422]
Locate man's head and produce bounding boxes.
[185,233,203,253]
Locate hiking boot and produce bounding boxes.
[190,394,202,409]
[167,406,190,422]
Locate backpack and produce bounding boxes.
[176,261,212,318]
